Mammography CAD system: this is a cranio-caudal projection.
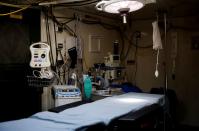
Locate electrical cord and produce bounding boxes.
[0,5,31,16]
[48,7,67,83]
[120,31,134,61]
[81,38,89,71]
[0,2,28,8]
[42,6,77,37]
[43,8,119,73]
[133,37,138,86]
[126,36,153,49]
[121,39,132,61]
[51,7,58,67]
[54,14,119,37]
[74,14,83,59]
[164,13,168,92]
[163,13,168,131]
[120,31,153,61]
[62,46,71,84]
[62,19,75,24]
[53,16,74,19]
[54,0,99,7]
[81,19,119,31]
[51,69,63,85]
[51,10,119,37]
[0,0,51,16]
[39,0,97,5]
[33,68,53,79]
[44,8,55,67]
[4,0,46,5]
[119,29,125,59]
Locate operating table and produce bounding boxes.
[0,92,165,131]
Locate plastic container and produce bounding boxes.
[84,75,92,99]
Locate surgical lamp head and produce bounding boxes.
[96,0,156,23]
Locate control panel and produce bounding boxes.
[30,42,51,68]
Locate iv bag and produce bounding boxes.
[152,21,163,50]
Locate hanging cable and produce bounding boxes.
[0,2,27,8]
[162,12,168,131]
[0,0,46,16]
[39,0,98,6]
[0,5,31,16]
[119,29,125,61]
[133,36,139,86]
[120,31,153,61]
[81,19,119,31]
[81,38,89,71]
[52,0,99,7]
[125,31,153,49]
[44,9,55,67]
[24,0,47,5]
[62,19,75,24]
[42,6,77,37]
[51,7,58,66]
[1,0,46,5]
[164,13,168,92]
[51,8,62,81]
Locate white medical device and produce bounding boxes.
[54,85,82,107]
[105,54,120,67]
[30,42,51,68]
[104,54,123,80]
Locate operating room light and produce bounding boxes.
[96,0,156,23]
[103,1,144,14]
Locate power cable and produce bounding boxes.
[51,7,58,66]
[81,19,119,31]
[53,0,99,7]
[42,6,77,37]
[44,8,55,67]
[39,0,99,6]
[0,5,31,16]
[0,0,46,6]
[0,0,47,16]
[62,19,75,24]
[133,36,139,86]
[120,31,153,61]
[0,2,28,8]
[119,29,125,61]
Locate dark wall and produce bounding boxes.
[0,8,41,64]
[0,8,42,122]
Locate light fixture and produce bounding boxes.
[96,0,156,23]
